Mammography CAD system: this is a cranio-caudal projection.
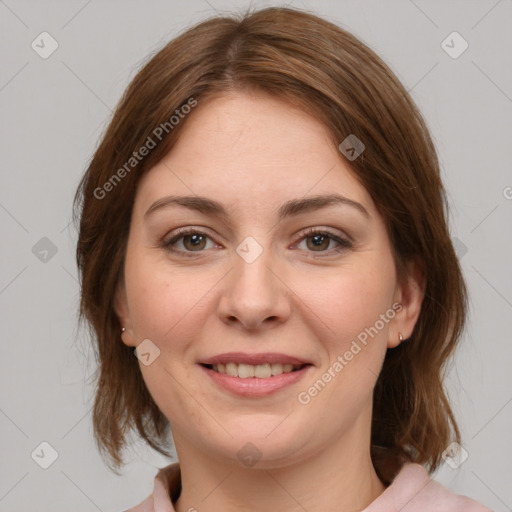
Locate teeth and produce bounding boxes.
[211,362,303,378]
[254,363,271,378]
[270,363,282,376]
[226,362,238,377]
[238,364,255,378]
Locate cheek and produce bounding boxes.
[294,259,396,411]
[123,252,215,423]
[125,250,217,343]
[293,270,394,421]
[300,263,395,346]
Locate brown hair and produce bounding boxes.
[73,6,467,483]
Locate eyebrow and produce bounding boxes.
[144,193,370,221]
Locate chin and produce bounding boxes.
[215,423,313,469]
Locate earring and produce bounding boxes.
[121,327,126,333]
[398,332,403,342]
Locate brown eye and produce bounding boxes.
[163,229,217,256]
[306,233,331,251]
[295,228,352,255]
[183,234,207,251]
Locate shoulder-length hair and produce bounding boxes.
[74,6,467,483]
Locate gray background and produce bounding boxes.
[0,0,511,510]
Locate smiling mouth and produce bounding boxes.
[201,362,308,378]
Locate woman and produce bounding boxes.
[74,7,491,511]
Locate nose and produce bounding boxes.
[217,243,291,331]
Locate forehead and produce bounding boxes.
[134,92,375,217]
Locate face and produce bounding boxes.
[115,91,423,469]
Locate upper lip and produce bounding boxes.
[199,352,311,366]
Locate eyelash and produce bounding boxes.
[162,227,353,258]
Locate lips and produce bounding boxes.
[199,352,311,378]
[198,352,312,395]
[208,362,304,378]
[199,352,310,367]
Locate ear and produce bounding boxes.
[388,259,425,349]
[114,279,137,347]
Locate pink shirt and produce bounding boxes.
[125,462,492,511]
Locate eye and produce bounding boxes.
[162,226,353,258]
[163,228,219,256]
[294,228,352,255]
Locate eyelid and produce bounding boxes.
[164,225,218,240]
[294,226,352,243]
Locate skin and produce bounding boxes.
[115,91,424,511]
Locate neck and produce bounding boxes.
[173,412,386,512]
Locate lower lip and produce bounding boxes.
[200,365,312,397]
